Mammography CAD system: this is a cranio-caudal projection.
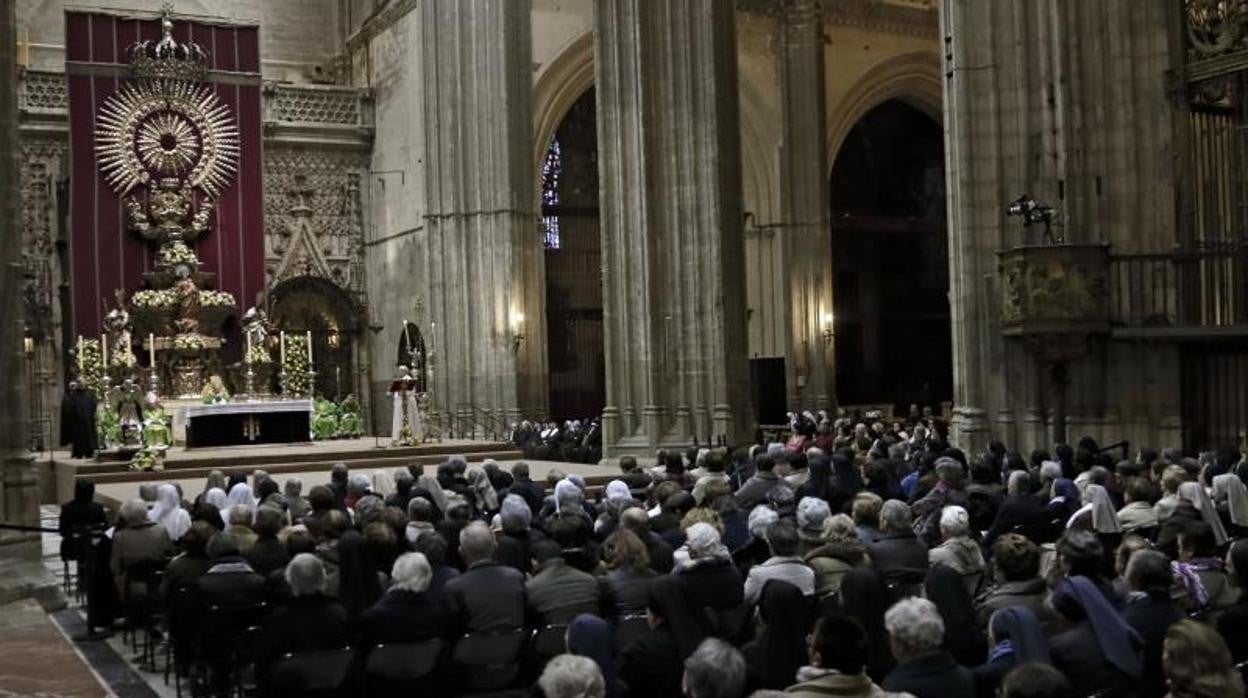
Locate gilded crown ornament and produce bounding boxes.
[126,6,209,83]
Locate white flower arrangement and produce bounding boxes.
[173,333,206,351]
[198,290,236,307]
[132,289,177,308]
[158,241,199,268]
[110,348,138,369]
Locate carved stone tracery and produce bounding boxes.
[263,148,368,295]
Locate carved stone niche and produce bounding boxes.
[998,244,1111,340]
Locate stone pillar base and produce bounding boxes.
[950,406,990,454]
[1,455,40,560]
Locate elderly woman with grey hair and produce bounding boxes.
[283,477,310,523]
[674,522,744,609]
[928,505,987,594]
[354,552,447,673]
[538,654,606,698]
[882,597,974,696]
[254,553,349,690]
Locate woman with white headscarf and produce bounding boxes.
[371,469,396,498]
[1067,484,1123,533]
[148,483,191,541]
[1179,481,1228,545]
[203,487,228,513]
[1212,473,1248,529]
[226,483,258,520]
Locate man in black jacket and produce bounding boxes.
[506,462,546,518]
[1122,550,1184,698]
[882,597,974,697]
[255,554,349,696]
[983,470,1057,548]
[194,534,267,694]
[868,500,929,588]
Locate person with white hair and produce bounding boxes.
[928,505,987,593]
[371,469,396,498]
[355,552,446,655]
[110,498,173,598]
[346,472,372,509]
[882,597,974,695]
[538,654,606,698]
[984,469,1054,548]
[796,496,832,555]
[283,477,310,523]
[682,638,746,698]
[675,522,745,609]
[254,553,349,690]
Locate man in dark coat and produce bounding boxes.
[60,381,97,459]
[443,522,526,635]
[355,552,447,649]
[1122,551,1184,698]
[869,500,929,588]
[983,470,1056,547]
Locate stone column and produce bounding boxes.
[777,0,833,410]
[940,0,1179,453]
[0,1,37,554]
[595,0,751,455]
[419,0,545,430]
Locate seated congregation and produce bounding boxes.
[60,420,1248,698]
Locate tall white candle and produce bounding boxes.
[306,330,313,365]
[77,336,83,371]
[100,334,108,366]
[246,331,252,363]
[148,333,155,365]
[280,331,287,365]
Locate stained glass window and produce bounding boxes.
[541,137,562,249]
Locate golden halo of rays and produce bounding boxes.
[95,79,240,199]
[136,112,200,175]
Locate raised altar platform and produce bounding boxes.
[182,399,313,448]
[42,438,525,504]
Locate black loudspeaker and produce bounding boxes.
[749,358,787,425]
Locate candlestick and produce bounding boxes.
[280,331,286,365]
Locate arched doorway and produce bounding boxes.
[829,99,952,413]
[541,87,605,422]
[269,276,360,400]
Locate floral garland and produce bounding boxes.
[158,241,199,268]
[198,289,235,307]
[78,338,105,395]
[246,343,273,364]
[173,333,207,351]
[282,335,312,396]
[130,446,165,472]
[110,346,138,369]
[132,289,177,308]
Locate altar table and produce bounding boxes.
[182,400,313,449]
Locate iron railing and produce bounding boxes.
[1109,241,1248,330]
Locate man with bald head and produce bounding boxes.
[443,521,526,635]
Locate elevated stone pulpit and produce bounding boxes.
[998,243,1111,444]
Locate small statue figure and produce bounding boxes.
[417,391,440,443]
[337,394,363,439]
[312,398,339,440]
[201,374,229,404]
[113,378,145,449]
[141,391,171,450]
[104,293,137,370]
[242,306,273,364]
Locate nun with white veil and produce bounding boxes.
[1067,484,1123,533]
[1212,473,1248,531]
[1179,481,1229,545]
[224,483,258,525]
[148,483,191,541]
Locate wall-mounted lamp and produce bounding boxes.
[23,335,34,355]
[510,310,526,353]
[327,329,340,350]
[820,311,834,346]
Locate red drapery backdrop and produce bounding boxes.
[65,11,263,345]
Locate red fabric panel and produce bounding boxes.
[65,13,91,62]
[67,12,262,339]
[236,27,259,73]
